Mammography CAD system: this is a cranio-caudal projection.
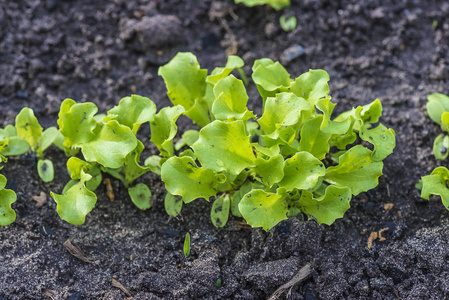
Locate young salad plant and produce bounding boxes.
[159,52,396,230]
[0,153,17,226]
[420,93,449,209]
[50,95,159,225]
[235,0,290,11]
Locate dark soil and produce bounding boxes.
[1,0,449,299]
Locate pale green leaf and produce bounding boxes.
[0,174,17,226]
[165,192,183,217]
[211,194,230,228]
[258,92,312,135]
[252,59,291,102]
[421,167,449,209]
[211,75,255,121]
[150,105,185,157]
[207,55,244,86]
[81,120,137,169]
[108,94,156,133]
[253,154,284,187]
[38,159,54,183]
[128,183,152,210]
[290,69,330,105]
[50,170,97,225]
[15,107,43,151]
[124,140,151,186]
[295,186,351,225]
[144,155,162,175]
[39,127,60,154]
[359,123,396,161]
[158,52,210,126]
[427,93,449,125]
[192,120,255,175]
[324,145,383,196]
[161,156,217,203]
[235,0,291,11]
[278,152,326,191]
[239,189,288,230]
[0,137,30,156]
[433,134,449,160]
[298,116,331,160]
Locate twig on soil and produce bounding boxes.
[112,278,132,297]
[103,178,115,202]
[44,289,57,300]
[268,264,313,300]
[63,239,93,263]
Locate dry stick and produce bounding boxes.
[268,264,313,300]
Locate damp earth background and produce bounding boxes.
[1,0,449,299]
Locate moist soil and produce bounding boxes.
[1,0,449,299]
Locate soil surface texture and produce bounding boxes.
[1,0,449,299]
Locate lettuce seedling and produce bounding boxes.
[420,93,449,208]
[235,0,290,11]
[0,108,63,183]
[51,95,159,224]
[159,52,395,230]
[0,154,17,226]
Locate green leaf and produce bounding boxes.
[192,120,255,175]
[359,123,396,161]
[108,94,156,134]
[258,92,312,135]
[58,100,98,150]
[39,127,61,155]
[0,137,30,156]
[124,140,151,186]
[278,152,326,192]
[298,116,331,160]
[252,59,291,102]
[50,170,97,225]
[150,105,185,158]
[253,154,284,187]
[441,112,449,133]
[67,157,92,180]
[0,124,18,139]
[211,75,255,121]
[15,107,43,152]
[427,93,449,125]
[165,192,183,217]
[38,159,54,183]
[290,69,330,105]
[0,174,17,226]
[324,145,383,196]
[211,194,230,228]
[81,120,137,169]
[207,55,244,86]
[335,99,383,125]
[295,186,352,225]
[161,156,217,203]
[184,232,191,258]
[421,167,449,209]
[279,15,297,32]
[128,183,152,210]
[433,134,449,160]
[158,52,210,126]
[239,189,288,230]
[144,155,162,175]
[235,0,291,11]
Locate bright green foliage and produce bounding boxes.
[51,169,97,225]
[150,105,185,158]
[108,95,156,134]
[279,15,297,32]
[421,93,449,210]
[38,159,54,183]
[211,194,230,227]
[235,0,290,11]
[192,120,255,175]
[184,232,191,258]
[128,183,152,210]
[15,108,42,152]
[159,52,394,231]
[295,185,352,225]
[0,125,29,156]
[161,156,217,203]
[0,172,17,226]
[165,192,183,217]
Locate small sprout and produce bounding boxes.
[433,19,438,30]
[215,278,222,288]
[128,183,152,210]
[183,232,191,258]
[279,15,297,32]
[38,159,54,183]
